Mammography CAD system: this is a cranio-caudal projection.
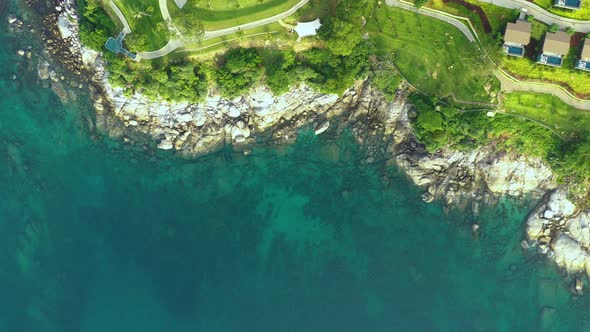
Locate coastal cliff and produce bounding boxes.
[14,0,590,288]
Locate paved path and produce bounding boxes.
[159,0,172,22]
[385,0,476,42]
[138,0,309,59]
[477,0,590,32]
[138,39,184,59]
[108,0,131,34]
[495,70,590,110]
[203,0,310,40]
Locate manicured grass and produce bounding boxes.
[168,0,301,30]
[467,0,519,35]
[533,0,590,20]
[110,0,169,51]
[367,5,499,102]
[502,49,590,97]
[281,0,338,24]
[504,92,590,138]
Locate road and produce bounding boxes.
[477,0,590,32]
[495,70,590,110]
[385,0,476,42]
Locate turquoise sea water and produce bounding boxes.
[3,20,590,332]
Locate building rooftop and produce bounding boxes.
[581,38,590,59]
[543,31,571,55]
[504,20,532,45]
[294,19,322,39]
[175,0,187,9]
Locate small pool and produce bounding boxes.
[576,60,590,71]
[538,54,563,67]
[554,0,581,8]
[505,45,524,56]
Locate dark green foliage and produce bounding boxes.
[415,0,430,8]
[411,94,590,206]
[370,66,403,101]
[526,15,535,23]
[106,54,208,103]
[411,94,555,155]
[261,49,298,95]
[565,26,576,36]
[214,48,262,98]
[319,0,366,56]
[301,42,372,95]
[548,23,560,33]
[78,0,116,51]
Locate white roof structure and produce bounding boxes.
[294,19,321,39]
[175,0,187,9]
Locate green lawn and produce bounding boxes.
[367,5,499,103]
[168,0,301,30]
[503,92,590,139]
[109,0,170,51]
[419,0,518,36]
[532,0,590,20]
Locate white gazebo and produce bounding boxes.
[174,0,187,9]
[293,19,321,39]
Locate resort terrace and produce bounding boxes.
[538,31,570,67]
[503,20,532,57]
[577,38,590,71]
[553,0,582,10]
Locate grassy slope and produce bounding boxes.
[168,0,301,30]
[110,0,169,51]
[367,5,498,102]
[504,92,590,139]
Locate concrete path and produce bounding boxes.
[138,39,184,59]
[385,0,476,42]
[137,0,309,59]
[477,0,590,32]
[108,0,131,34]
[159,0,172,22]
[203,0,310,40]
[495,70,590,110]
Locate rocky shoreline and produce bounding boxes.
[11,0,590,290]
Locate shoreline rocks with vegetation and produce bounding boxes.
[18,0,590,290]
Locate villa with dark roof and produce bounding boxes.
[554,0,582,10]
[503,20,532,57]
[537,31,570,67]
[576,38,590,71]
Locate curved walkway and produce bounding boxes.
[138,40,183,59]
[478,0,590,32]
[138,0,310,59]
[108,0,131,34]
[495,70,590,110]
[159,0,172,22]
[385,0,476,42]
[203,0,310,40]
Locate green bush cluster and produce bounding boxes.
[370,66,403,101]
[78,0,117,51]
[106,54,209,103]
[411,94,590,206]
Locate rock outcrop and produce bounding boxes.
[526,190,590,278]
[394,143,557,210]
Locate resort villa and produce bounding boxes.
[538,31,570,67]
[503,20,532,57]
[554,0,582,10]
[576,38,590,71]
